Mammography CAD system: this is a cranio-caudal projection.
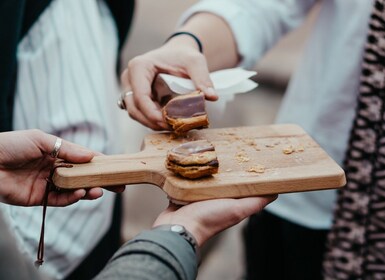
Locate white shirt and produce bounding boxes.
[182,0,373,229]
[0,0,124,278]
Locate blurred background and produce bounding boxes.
[119,1,320,279]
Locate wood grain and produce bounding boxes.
[53,124,346,203]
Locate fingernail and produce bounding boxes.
[78,189,86,198]
[157,121,168,129]
[204,87,217,96]
[152,111,163,121]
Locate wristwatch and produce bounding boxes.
[153,224,201,263]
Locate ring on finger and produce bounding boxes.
[50,137,62,158]
[117,90,133,110]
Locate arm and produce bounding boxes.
[0,129,105,206]
[0,212,48,280]
[94,196,276,280]
[176,0,316,69]
[122,0,315,131]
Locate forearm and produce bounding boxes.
[177,0,316,69]
[166,12,239,71]
[94,230,197,280]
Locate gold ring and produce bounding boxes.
[117,91,133,110]
[50,137,62,158]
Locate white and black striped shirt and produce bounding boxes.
[0,0,126,278]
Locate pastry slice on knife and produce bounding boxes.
[162,91,209,135]
[152,75,209,135]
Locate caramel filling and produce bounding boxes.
[164,94,206,119]
[171,140,215,155]
[170,159,219,168]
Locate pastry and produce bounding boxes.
[166,140,219,179]
[152,74,210,135]
[162,91,209,135]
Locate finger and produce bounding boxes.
[120,68,130,90]
[235,195,278,216]
[127,57,164,123]
[82,188,104,200]
[47,189,86,206]
[124,94,166,130]
[183,53,218,101]
[58,141,95,163]
[32,130,94,163]
[104,185,126,193]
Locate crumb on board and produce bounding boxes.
[219,131,235,136]
[282,145,305,154]
[150,139,162,145]
[235,151,250,163]
[282,146,294,154]
[140,161,146,165]
[296,145,305,152]
[225,168,232,172]
[169,134,178,140]
[219,131,236,136]
[156,147,164,150]
[247,165,265,173]
[265,144,275,148]
[243,138,257,146]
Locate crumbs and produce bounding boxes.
[235,151,250,163]
[247,164,265,174]
[150,139,162,145]
[282,145,305,155]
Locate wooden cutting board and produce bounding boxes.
[53,124,346,203]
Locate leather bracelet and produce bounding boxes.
[153,224,201,264]
[165,31,203,53]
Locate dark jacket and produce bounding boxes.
[0,0,135,132]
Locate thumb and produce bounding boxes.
[185,54,218,101]
[34,131,95,163]
[58,141,95,163]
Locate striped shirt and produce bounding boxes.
[0,0,125,278]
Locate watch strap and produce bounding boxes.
[153,224,201,264]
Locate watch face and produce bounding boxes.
[171,224,184,233]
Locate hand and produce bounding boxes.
[153,195,277,247]
[0,129,108,206]
[121,39,218,131]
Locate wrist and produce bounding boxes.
[152,224,201,263]
[164,31,203,54]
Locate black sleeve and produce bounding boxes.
[0,0,52,132]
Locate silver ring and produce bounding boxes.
[50,137,62,158]
[117,90,133,110]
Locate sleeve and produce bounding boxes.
[0,212,49,280]
[178,0,316,69]
[93,230,198,280]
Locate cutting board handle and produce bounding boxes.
[52,151,166,189]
